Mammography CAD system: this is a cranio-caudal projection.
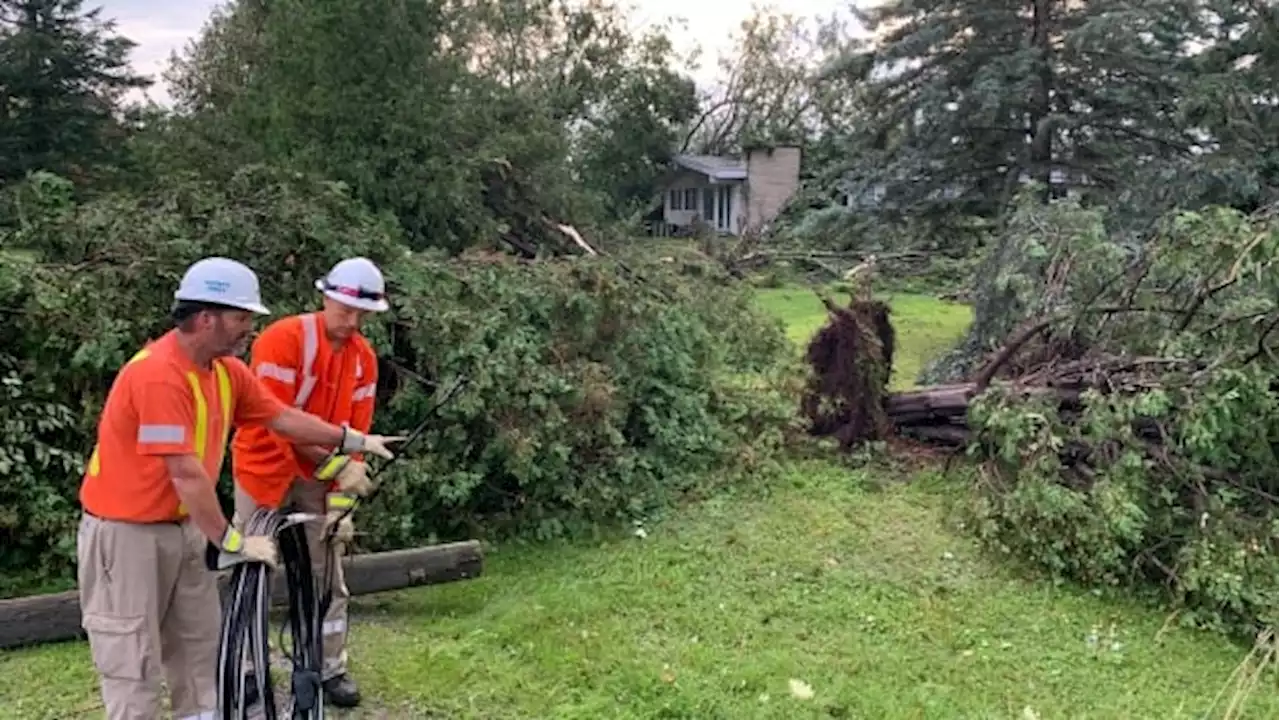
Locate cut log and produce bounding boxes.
[0,540,483,650]
[885,383,1083,427]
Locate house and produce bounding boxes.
[652,145,802,237]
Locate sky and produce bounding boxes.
[96,0,859,106]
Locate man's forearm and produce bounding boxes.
[269,407,347,448]
[296,444,332,464]
[165,456,230,545]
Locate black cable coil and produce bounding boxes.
[216,508,329,720]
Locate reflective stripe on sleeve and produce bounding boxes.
[352,382,377,402]
[138,424,185,444]
[256,362,297,384]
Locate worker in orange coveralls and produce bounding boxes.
[76,257,404,720]
[230,257,391,708]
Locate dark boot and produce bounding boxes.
[323,673,362,708]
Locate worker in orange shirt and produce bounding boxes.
[77,257,405,720]
[230,257,391,708]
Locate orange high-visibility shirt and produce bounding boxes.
[79,330,290,523]
[231,312,380,508]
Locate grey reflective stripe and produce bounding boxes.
[352,382,377,402]
[323,618,347,635]
[294,313,319,407]
[138,424,185,443]
[176,712,215,720]
[257,362,296,384]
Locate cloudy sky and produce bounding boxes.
[96,0,859,105]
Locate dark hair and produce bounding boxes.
[171,300,239,332]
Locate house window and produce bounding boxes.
[669,189,682,210]
[683,188,698,210]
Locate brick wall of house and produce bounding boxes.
[743,146,801,232]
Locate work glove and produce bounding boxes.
[314,454,373,496]
[218,526,280,569]
[241,535,280,569]
[324,493,357,544]
[338,426,407,461]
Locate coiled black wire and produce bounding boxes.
[216,508,327,720]
[218,376,472,718]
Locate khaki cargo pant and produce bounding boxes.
[77,513,220,720]
[233,479,351,682]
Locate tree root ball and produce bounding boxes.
[801,296,896,448]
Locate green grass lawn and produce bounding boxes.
[1,285,1273,719]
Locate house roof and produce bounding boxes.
[673,154,747,181]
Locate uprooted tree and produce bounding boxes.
[803,194,1279,638]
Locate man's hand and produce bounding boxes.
[315,454,374,496]
[241,535,280,569]
[219,525,279,569]
[339,428,407,460]
[324,511,355,545]
[334,460,373,496]
[325,492,357,544]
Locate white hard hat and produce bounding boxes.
[173,257,270,314]
[315,257,389,312]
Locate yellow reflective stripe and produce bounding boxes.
[214,361,232,447]
[315,454,348,481]
[326,493,357,511]
[127,348,151,365]
[185,372,208,462]
[177,364,233,519]
[178,370,211,520]
[220,527,244,553]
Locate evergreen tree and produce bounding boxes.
[0,0,150,187]
[824,0,1277,227]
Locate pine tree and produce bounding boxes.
[0,0,151,186]
[825,0,1276,225]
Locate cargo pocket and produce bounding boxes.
[81,612,148,681]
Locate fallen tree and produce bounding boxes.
[805,197,1279,639]
[0,168,796,597]
[0,541,483,650]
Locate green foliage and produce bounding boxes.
[0,168,403,590]
[359,254,798,545]
[0,0,150,189]
[954,200,1279,639]
[0,171,797,592]
[163,0,699,250]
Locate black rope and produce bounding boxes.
[215,508,327,720]
[217,375,470,718]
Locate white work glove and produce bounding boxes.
[219,526,279,569]
[314,454,373,496]
[339,426,407,461]
[241,535,280,569]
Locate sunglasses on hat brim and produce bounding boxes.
[321,281,385,302]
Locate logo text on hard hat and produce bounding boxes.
[204,280,231,294]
